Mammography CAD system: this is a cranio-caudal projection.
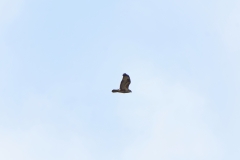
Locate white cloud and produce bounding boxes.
[115,60,223,160]
[0,126,93,160]
[221,2,240,53]
[0,131,29,160]
[0,86,95,160]
[0,0,25,87]
[0,0,24,27]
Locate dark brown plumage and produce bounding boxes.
[112,73,132,93]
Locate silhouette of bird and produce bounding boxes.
[112,73,132,93]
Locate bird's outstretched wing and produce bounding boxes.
[120,73,131,91]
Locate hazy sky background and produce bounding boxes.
[0,0,240,159]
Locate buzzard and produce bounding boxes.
[112,73,132,93]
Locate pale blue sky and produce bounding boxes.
[0,0,240,160]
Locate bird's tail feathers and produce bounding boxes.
[112,89,120,93]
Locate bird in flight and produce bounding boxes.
[112,73,132,93]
